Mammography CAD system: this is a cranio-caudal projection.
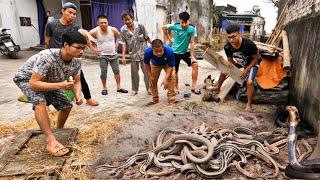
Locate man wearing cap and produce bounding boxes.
[45,2,99,106]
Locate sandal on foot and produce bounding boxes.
[117,88,128,93]
[101,90,108,95]
[46,144,69,157]
[191,89,201,95]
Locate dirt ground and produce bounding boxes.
[0,50,314,179]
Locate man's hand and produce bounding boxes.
[240,69,249,79]
[161,79,169,90]
[75,97,83,105]
[60,81,74,89]
[88,36,97,45]
[121,57,126,65]
[93,48,101,56]
[228,62,236,68]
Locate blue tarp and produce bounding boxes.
[221,20,245,35]
[91,0,134,30]
[36,0,46,44]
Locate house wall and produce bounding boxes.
[135,0,166,40]
[0,0,40,49]
[278,0,320,131]
[155,5,167,40]
[171,0,213,43]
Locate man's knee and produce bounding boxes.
[113,69,120,75]
[100,74,107,80]
[33,101,48,111]
[34,101,47,108]
[246,80,254,86]
[191,62,198,69]
[60,107,72,112]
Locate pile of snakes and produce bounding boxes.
[96,106,316,178]
[97,126,290,178]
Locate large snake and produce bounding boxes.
[284,106,320,179]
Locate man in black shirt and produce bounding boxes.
[212,24,260,111]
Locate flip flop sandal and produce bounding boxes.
[47,144,70,157]
[101,90,108,95]
[191,89,201,95]
[117,88,128,93]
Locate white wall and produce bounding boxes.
[135,0,157,40]
[155,5,166,40]
[0,0,40,49]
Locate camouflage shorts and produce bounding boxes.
[15,81,73,110]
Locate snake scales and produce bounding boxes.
[96,109,313,179]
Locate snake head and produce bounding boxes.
[286,106,300,123]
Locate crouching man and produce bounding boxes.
[144,39,175,104]
[13,31,86,157]
[212,24,260,111]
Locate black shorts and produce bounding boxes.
[174,52,196,72]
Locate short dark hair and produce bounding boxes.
[121,10,133,20]
[151,39,163,48]
[62,31,87,46]
[97,15,107,20]
[179,12,190,21]
[226,24,240,34]
[62,2,77,11]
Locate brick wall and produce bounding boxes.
[284,0,320,25]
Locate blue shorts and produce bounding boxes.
[246,66,258,81]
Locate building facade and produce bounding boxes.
[0,0,40,49]
[276,0,320,131]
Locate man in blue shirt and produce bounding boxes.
[144,39,175,104]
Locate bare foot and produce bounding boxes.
[174,90,179,96]
[46,141,69,157]
[245,104,254,112]
[131,91,138,96]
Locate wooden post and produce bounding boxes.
[281,30,291,71]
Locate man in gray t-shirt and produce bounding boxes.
[45,19,79,48]
[13,31,86,157]
[44,2,99,106]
